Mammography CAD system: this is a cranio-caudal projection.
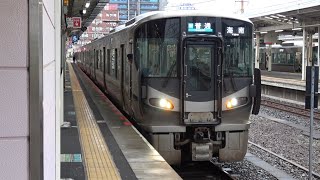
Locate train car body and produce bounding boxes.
[76,11,261,165]
[259,45,318,72]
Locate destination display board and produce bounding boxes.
[187,22,214,33]
[225,26,246,36]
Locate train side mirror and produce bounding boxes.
[252,68,261,115]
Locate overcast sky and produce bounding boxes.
[165,0,320,16]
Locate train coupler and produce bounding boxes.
[191,142,213,161]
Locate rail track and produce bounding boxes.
[173,161,236,180]
[261,99,320,121]
[249,141,320,179]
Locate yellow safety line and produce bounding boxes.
[68,62,121,180]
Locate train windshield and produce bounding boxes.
[222,19,253,77]
[134,18,180,77]
[186,45,212,91]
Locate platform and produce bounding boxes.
[61,61,181,180]
[261,70,320,105]
[261,70,306,91]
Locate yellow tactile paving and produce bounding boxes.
[68,62,121,180]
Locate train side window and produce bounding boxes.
[287,53,295,65]
[100,49,103,69]
[111,49,118,79]
[272,53,286,64]
[111,49,115,76]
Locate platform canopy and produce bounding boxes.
[65,0,109,36]
[246,2,320,33]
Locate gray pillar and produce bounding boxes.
[307,31,313,66]
[302,28,306,80]
[55,0,62,178]
[255,33,260,69]
[267,45,272,71]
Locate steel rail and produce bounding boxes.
[248,141,320,179]
[261,100,320,121]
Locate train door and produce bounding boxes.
[183,37,222,124]
[122,43,134,115]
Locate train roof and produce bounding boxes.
[80,11,252,49]
[116,10,252,33]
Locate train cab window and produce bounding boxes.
[222,19,253,77]
[134,18,180,77]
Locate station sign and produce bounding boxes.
[66,17,82,29]
[73,17,81,28]
[105,3,118,10]
[179,3,196,10]
[72,35,79,43]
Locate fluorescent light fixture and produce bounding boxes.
[292,28,302,31]
[284,18,288,20]
[277,14,286,17]
[270,15,279,19]
[83,9,87,14]
[85,2,90,8]
[275,30,283,32]
[260,31,268,34]
[264,16,273,19]
[277,19,282,22]
[287,22,293,24]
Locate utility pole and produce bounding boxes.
[137,0,141,15]
[127,0,130,20]
[235,0,248,14]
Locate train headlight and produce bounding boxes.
[226,97,247,109]
[159,99,174,110]
[149,98,174,110]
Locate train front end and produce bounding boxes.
[133,13,261,165]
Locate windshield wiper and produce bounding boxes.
[230,72,238,91]
[161,61,177,88]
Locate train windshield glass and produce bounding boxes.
[222,19,253,77]
[135,18,180,77]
